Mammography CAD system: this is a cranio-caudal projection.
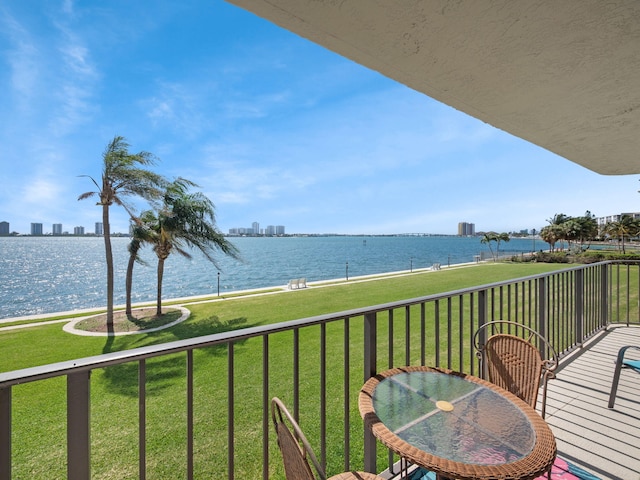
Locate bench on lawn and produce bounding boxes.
[287,278,307,289]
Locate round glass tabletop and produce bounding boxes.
[371,370,536,466]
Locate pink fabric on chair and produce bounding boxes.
[534,457,600,480]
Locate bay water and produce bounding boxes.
[0,235,543,320]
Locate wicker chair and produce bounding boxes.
[271,397,384,480]
[473,321,558,419]
[608,345,640,408]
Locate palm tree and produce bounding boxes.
[539,224,563,252]
[547,213,570,226]
[604,215,640,253]
[78,136,166,331]
[481,232,499,260]
[546,213,571,251]
[574,211,598,250]
[560,219,580,250]
[495,232,510,258]
[149,178,240,316]
[125,211,157,315]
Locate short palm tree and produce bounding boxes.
[539,224,563,252]
[149,178,240,316]
[78,136,166,331]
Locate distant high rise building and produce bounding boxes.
[0,221,9,235]
[458,222,475,236]
[230,223,285,236]
[95,222,103,235]
[596,212,640,229]
[31,223,43,235]
[74,226,85,235]
[52,223,63,235]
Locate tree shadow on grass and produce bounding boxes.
[168,313,253,345]
[100,355,188,398]
[100,314,257,398]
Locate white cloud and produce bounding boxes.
[1,11,41,111]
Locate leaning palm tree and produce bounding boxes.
[481,232,498,261]
[78,136,166,331]
[150,178,240,316]
[125,211,157,315]
[495,232,510,258]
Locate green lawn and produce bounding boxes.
[2,262,573,479]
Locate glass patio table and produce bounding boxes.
[359,366,556,480]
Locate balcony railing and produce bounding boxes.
[1,261,639,479]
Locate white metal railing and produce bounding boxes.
[1,261,638,479]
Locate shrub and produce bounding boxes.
[533,251,570,263]
[533,249,640,264]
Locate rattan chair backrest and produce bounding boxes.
[271,398,386,480]
[484,334,543,408]
[271,397,325,480]
[474,321,558,418]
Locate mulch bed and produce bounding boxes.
[73,307,183,333]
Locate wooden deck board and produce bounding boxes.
[545,325,640,480]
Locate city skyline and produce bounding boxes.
[0,221,106,236]
[228,221,285,236]
[4,212,637,236]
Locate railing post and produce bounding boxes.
[477,289,488,378]
[67,371,91,480]
[575,268,584,347]
[139,360,147,480]
[363,312,377,474]
[0,387,10,480]
[537,277,547,342]
[363,312,378,381]
[601,263,609,327]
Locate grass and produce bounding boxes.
[2,262,576,479]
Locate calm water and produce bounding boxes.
[0,235,543,319]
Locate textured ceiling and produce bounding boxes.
[226,0,640,175]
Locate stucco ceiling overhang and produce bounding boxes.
[226,0,640,175]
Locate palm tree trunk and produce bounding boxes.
[102,205,114,333]
[125,250,136,315]
[156,258,165,316]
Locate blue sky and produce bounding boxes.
[1,1,638,236]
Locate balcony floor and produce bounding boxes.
[545,324,640,480]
